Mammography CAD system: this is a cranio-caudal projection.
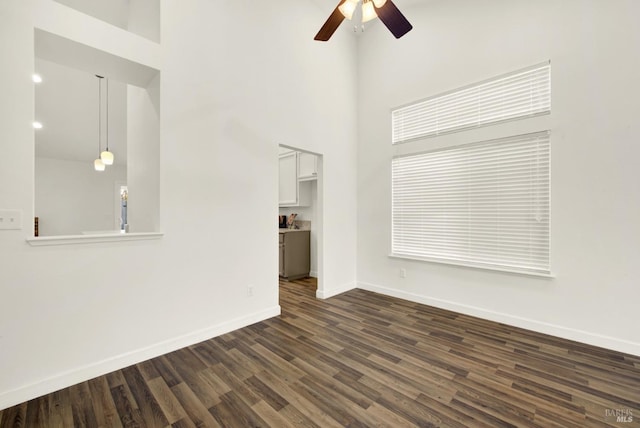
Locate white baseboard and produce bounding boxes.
[317,280,356,299]
[309,270,318,278]
[0,305,281,411]
[358,281,640,357]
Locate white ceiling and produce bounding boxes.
[34,58,127,164]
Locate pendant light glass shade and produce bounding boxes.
[362,1,378,22]
[94,158,105,171]
[338,0,358,19]
[101,150,114,165]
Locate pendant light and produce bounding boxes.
[94,158,105,171]
[100,77,114,165]
[94,75,105,172]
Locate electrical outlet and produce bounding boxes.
[247,284,254,297]
[400,268,407,278]
[0,210,23,230]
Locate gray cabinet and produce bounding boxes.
[279,230,310,280]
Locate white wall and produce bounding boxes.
[53,0,129,30]
[35,157,127,235]
[53,0,160,43]
[357,0,640,356]
[127,76,160,233]
[128,0,160,43]
[0,0,358,410]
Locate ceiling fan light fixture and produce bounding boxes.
[362,0,378,23]
[314,0,411,41]
[338,0,358,20]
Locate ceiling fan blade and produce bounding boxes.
[314,0,347,41]
[374,0,413,39]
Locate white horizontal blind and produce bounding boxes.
[392,63,551,144]
[392,132,550,274]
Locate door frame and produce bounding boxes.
[278,144,324,297]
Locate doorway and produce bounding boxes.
[278,144,324,296]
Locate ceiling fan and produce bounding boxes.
[315,0,412,41]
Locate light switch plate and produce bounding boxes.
[0,210,23,230]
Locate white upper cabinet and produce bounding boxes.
[298,152,317,181]
[279,151,298,206]
[279,151,312,207]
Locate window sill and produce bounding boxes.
[388,253,554,278]
[26,232,164,247]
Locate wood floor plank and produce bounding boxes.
[276,404,322,428]
[68,382,99,428]
[364,401,430,428]
[163,349,221,410]
[331,370,381,403]
[289,376,376,428]
[206,361,262,407]
[290,357,372,410]
[24,396,48,428]
[2,277,639,427]
[253,369,344,428]
[146,377,190,425]
[249,400,298,428]
[136,360,161,383]
[364,377,451,427]
[249,342,306,383]
[197,366,231,403]
[170,382,220,428]
[121,365,169,427]
[110,384,145,428]
[47,388,74,428]
[209,390,269,427]
[88,376,124,428]
[151,355,183,388]
[244,375,289,411]
[0,403,27,428]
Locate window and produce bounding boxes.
[392,62,551,144]
[391,132,550,275]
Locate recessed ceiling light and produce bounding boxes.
[33,121,43,129]
[32,74,42,83]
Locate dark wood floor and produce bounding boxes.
[1,277,639,427]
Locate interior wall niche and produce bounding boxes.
[52,0,160,43]
[34,30,160,237]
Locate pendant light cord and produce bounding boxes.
[97,75,102,156]
[106,78,109,152]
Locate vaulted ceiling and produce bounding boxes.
[35,0,421,164]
